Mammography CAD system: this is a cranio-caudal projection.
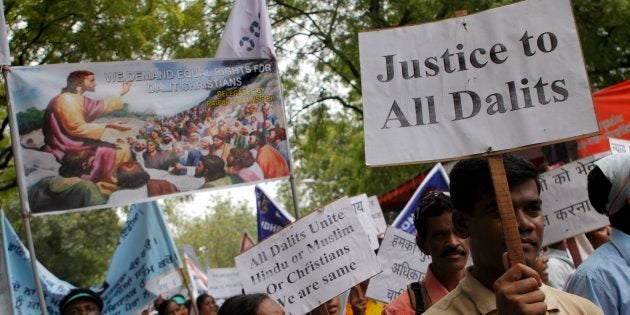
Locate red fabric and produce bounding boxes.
[577,80,630,158]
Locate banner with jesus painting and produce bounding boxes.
[7,58,290,214]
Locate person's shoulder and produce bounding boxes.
[572,244,618,278]
[542,285,603,314]
[382,290,414,314]
[423,285,467,314]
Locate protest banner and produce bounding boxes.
[101,201,183,314]
[609,137,630,155]
[348,194,380,250]
[1,213,74,315]
[206,268,243,304]
[359,0,597,166]
[365,227,430,303]
[6,58,290,215]
[367,195,387,236]
[392,163,449,236]
[235,197,381,314]
[577,80,630,158]
[539,153,611,246]
[256,185,295,241]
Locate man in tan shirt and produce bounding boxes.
[425,155,602,315]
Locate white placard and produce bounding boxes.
[540,153,610,246]
[349,194,380,249]
[206,268,243,302]
[368,195,388,235]
[359,0,597,165]
[609,137,630,155]
[365,227,431,303]
[235,197,381,315]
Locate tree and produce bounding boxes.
[174,195,257,268]
[271,0,630,211]
[0,0,227,286]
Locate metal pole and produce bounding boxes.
[287,159,301,218]
[3,68,49,314]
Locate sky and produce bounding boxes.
[182,180,282,217]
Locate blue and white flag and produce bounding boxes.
[1,212,74,315]
[101,201,182,314]
[181,245,207,299]
[255,185,295,241]
[215,0,276,58]
[392,163,450,235]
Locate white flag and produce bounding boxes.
[0,1,10,65]
[215,0,276,59]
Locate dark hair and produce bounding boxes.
[62,70,94,93]
[59,150,93,177]
[269,128,286,141]
[59,288,103,314]
[158,299,178,315]
[249,131,266,146]
[197,155,226,181]
[116,161,150,189]
[230,147,256,168]
[218,293,269,315]
[587,166,611,215]
[414,191,454,239]
[196,293,217,311]
[449,154,540,215]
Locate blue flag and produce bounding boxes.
[101,201,182,314]
[255,185,295,241]
[392,163,450,235]
[1,213,75,315]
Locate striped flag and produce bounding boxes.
[392,163,450,235]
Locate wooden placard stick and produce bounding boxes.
[488,155,526,266]
[453,9,525,267]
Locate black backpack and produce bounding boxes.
[407,281,429,314]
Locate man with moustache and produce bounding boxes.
[382,191,469,314]
[424,155,601,314]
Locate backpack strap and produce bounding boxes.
[407,281,428,314]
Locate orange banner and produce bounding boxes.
[577,80,630,158]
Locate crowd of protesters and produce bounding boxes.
[58,153,628,315]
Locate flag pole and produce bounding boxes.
[178,267,200,315]
[2,68,49,315]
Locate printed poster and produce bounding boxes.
[7,58,290,214]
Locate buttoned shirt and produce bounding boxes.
[424,268,602,314]
[565,228,629,315]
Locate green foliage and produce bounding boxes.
[15,107,43,134]
[1,189,122,287]
[173,195,257,268]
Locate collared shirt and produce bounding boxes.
[381,264,451,314]
[565,228,629,315]
[424,268,602,314]
[546,247,575,289]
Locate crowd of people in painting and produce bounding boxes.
[59,153,629,315]
[127,98,290,186]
